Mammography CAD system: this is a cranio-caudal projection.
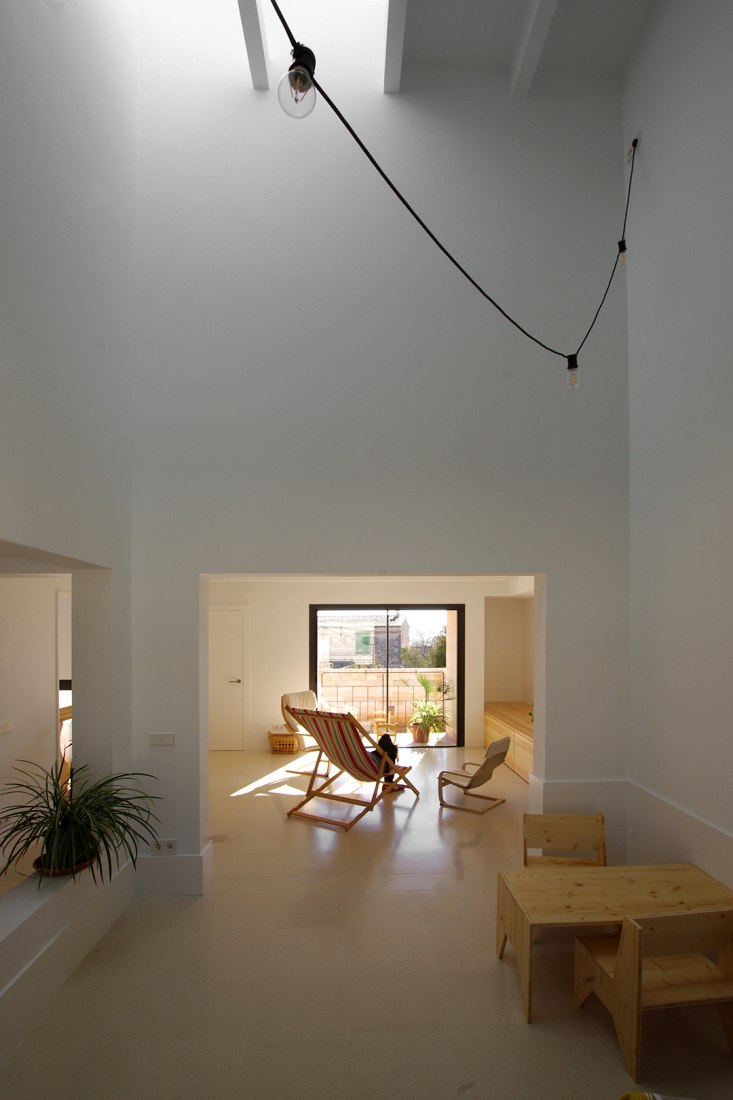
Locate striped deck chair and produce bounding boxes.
[284,707,419,831]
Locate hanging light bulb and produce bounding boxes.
[277,44,316,119]
[567,354,579,388]
[618,238,628,266]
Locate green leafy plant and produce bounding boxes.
[403,671,452,703]
[414,671,437,701]
[408,700,446,733]
[434,676,454,703]
[0,758,160,885]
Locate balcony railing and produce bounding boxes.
[317,667,451,732]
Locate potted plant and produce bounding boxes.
[0,757,160,885]
[405,671,452,743]
[408,700,446,744]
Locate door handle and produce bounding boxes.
[228,678,242,684]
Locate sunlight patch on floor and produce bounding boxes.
[228,747,424,800]
[229,760,304,797]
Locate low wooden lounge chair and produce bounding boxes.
[284,707,419,831]
[437,737,510,813]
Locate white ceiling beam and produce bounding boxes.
[510,0,558,97]
[384,0,408,94]
[237,0,269,90]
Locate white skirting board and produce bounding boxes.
[134,840,214,897]
[529,774,733,882]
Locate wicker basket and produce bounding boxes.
[268,728,300,754]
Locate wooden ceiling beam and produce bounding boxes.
[384,0,408,94]
[237,0,269,90]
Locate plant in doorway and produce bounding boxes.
[407,671,451,743]
[0,758,160,885]
[408,700,446,744]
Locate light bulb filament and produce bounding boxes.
[290,72,309,102]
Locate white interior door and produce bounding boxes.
[209,607,249,750]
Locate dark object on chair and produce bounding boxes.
[437,737,510,813]
[371,733,398,782]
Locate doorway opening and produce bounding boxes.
[203,572,540,764]
[1,539,119,902]
[309,604,464,747]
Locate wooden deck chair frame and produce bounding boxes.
[437,737,510,814]
[575,906,733,1081]
[284,707,419,831]
[523,812,606,867]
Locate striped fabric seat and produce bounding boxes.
[293,710,383,780]
[284,707,419,830]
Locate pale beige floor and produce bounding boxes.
[1,747,731,1099]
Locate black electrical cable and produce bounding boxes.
[269,0,297,49]
[311,76,563,359]
[575,138,638,358]
[268,1,638,373]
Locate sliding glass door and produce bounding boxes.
[309,604,464,746]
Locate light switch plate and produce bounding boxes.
[148,732,175,747]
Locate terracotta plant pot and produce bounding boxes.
[410,723,429,744]
[33,854,94,878]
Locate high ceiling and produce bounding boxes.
[401,0,658,76]
[239,0,660,96]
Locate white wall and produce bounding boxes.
[0,0,136,779]
[57,590,72,683]
[129,10,631,891]
[623,1,733,870]
[0,0,135,561]
[0,0,139,1015]
[484,596,534,702]
[522,598,534,703]
[1,2,634,900]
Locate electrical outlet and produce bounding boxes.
[155,839,177,854]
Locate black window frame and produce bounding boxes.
[309,603,465,747]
